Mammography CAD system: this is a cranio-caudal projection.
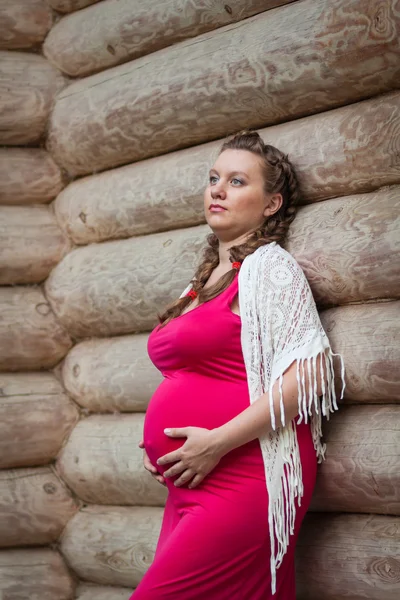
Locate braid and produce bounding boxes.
[157,130,302,327]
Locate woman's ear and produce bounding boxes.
[264,193,283,218]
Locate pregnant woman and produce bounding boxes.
[131,130,345,599]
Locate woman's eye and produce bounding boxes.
[209,176,218,184]
[231,178,243,185]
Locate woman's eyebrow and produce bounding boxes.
[209,169,249,177]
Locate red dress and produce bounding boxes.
[131,272,317,599]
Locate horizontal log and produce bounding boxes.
[0,370,65,396]
[0,375,79,468]
[0,548,76,599]
[46,186,399,338]
[0,148,65,205]
[287,185,400,306]
[296,513,400,600]
[311,405,400,514]
[0,0,53,49]
[320,301,400,403]
[44,0,294,77]
[56,414,167,506]
[61,334,162,412]
[60,505,163,587]
[56,407,399,514]
[0,467,79,547]
[46,0,400,175]
[54,91,400,244]
[48,0,101,13]
[0,51,66,145]
[0,287,73,371]
[59,300,399,414]
[60,505,400,596]
[76,583,132,600]
[0,205,72,285]
[45,225,208,337]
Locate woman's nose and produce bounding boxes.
[211,184,226,200]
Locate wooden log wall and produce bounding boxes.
[0,3,77,597]
[0,0,53,50]
[48,0,101,13]
[0,51,66,145]
[0,148,66,205]
[1,1,399,599]
[43,0,295,77]
[53,91,400,244]
[46,0,400,176]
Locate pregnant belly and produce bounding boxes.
[143,372,251,469]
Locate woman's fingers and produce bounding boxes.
[142,451,166,485]
[140,447,166,486]
[173,469,195,487]
[188,474,204,489]
[156,449,182,466]
[163,461,186,479]
[144,457,158,474]
[143,456,156,471]
[142,447,158,474]
[155,474,167,486]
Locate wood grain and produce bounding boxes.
[0,466,79,547]
[44,224,209,338]
[0,376,79,468]
[58,300,399,414]
[0,205,72,284]
[55,407,399,514]
[287,185,400,306]
[311,405,400,515]
[0,286,73,371]
[60,505,163,587]
[264,90,400,203]
[61,334,163,412]
[46,0,400,175]
[56,414,167,506]
[44,0,295,77]
[45,185,399,338]
[0,371,65,397]
[53,91,400,245]
[0,0,53,49]
[0,148,65,205]
[296,513,400,600]
[0,51,66,145]
[59,507,400,595]
[320,301,400,403]
[76,584,132,600]
[0,548,76,599]
[48,0,101,13]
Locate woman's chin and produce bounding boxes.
[205,216,231,231]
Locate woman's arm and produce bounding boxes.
[212,354,326,456]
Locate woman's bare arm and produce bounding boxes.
[212,354,327,456]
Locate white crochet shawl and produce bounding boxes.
[180,241,346,594]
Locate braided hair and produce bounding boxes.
[157,130,302,327]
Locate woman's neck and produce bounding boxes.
[217,231,251,266]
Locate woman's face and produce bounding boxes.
[204,149,282,241]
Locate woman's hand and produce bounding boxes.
[138,439,166,487]
[156,427,224,489]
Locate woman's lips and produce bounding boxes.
[210,206,227,212]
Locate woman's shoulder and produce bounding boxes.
[242,243,310,296]
[244,241,302,271]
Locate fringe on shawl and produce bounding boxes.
[264,345,346,594]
